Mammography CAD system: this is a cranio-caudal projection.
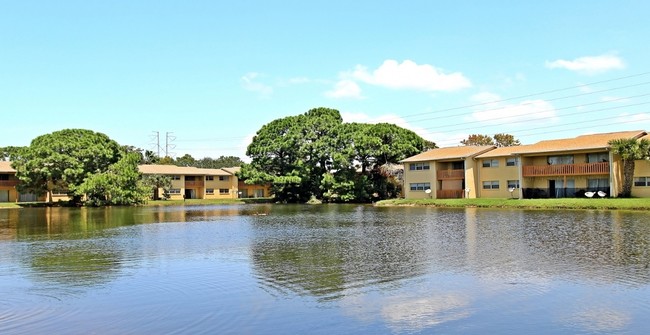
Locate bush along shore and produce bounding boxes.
[375,198,650,211]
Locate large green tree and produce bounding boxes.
[12,129,122,202]
[76,152,150,206]
[608,138,650,197]
[241,108,428,203]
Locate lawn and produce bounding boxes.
[375,198,650,210]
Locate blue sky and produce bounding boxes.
[2,1,649,160]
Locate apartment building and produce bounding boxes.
[402,130,650,199]
[138,165,270,200]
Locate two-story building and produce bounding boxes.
[403,130,650,199]
[401,146,494,199]
[138,165,270,200]
[0,161,19,202]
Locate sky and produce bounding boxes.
[2,1,650,160]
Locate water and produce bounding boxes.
[1,205,649,334]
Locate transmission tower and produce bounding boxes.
[149,131,164,157]
[165,132,176,158]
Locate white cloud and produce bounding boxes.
[546,54,625,75]
[470,92,558,124]
[617,112,650,123]
[348,59,472,92]
[240,72,273,98]
[325,80,363,99]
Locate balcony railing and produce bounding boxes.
[185,181,205,188]
[0,180,19,187]
[522,162,609,177]
[436,169,465,180]
[437,189,465,199]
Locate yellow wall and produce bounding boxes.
[402,161,435,199]
[632,160,650,198]
[477,157,520,198]
[204,175,239,199]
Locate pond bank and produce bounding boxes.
[375,198,650,211]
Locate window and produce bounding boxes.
[482,181,499,189]
[206,188,214,194]
[171,175,181,180]
[206,176,214,181]
[548,155,574,165]
[409,182,431,191]
[634,177,649,187]
[587,153,609,163]
[588,178,609,188]
[506,157,518,166]
[409,162,430,170]
[452,161,464,170]
[0,174,9,181]
[507,180,519,189]
[169,188,181,194]
[482,159,499,168]
[219,188,230,195]
[219,176,229,181]
[185,176,196,181]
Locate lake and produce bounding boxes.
[1,204,649,334]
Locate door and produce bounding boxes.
[549,180,556,198]
[184,189,195,199]
[0,190,8,202]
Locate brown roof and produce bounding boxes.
[401,146,496,162]
[475,145,534,158]
[511,130,647,154]
[221,167,241,175]
[138,164,233,176]
[0,161,16,173]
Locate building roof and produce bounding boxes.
[511,130,647,155]
[475,145,533,158]
[221,167,241,175]
[0,161,16,173]
[138,164,234,176]
[401,146,495,163]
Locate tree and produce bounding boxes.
[76,152,151,206]
[493,133,521,147]
[0,146,26,161]
[461,133,520,147]
[242,108,429,203]
[12,129,122,202]
[141,174,172,200]
[175,154,196,167]
[195,156,244,169]
[608,138,650,197]
[460,134,495,146]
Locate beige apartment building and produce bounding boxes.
[402,130,650,199]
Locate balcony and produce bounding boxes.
[522,162,609,177]
[437,189,465,199]
[436,169,465,180]
[0,180,19,187]
[185,181,204,188]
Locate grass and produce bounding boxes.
[375,198,650,211]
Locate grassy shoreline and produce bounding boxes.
[375,198,650,211]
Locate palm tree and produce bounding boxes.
[608,138,650,197]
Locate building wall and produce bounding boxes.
[632,159,650,198]
[402,161,435,199]
[204,175,239,199]
[477,157,520,198]
[238,181,271,198]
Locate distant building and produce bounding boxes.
[138,165,270,200]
